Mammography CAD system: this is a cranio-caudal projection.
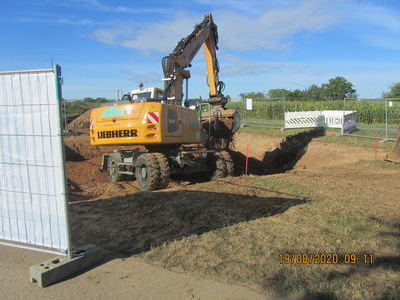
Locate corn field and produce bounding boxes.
[227,100,400,124]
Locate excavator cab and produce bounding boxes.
[121,86,165,103]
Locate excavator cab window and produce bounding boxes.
[121,94,132,101]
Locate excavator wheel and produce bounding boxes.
[135,153,161,191]
[108,152,124,183]
[153,153,171,189]
[220,151,234,176]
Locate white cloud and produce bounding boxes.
[220,55,305,77]
[93,27,133,44]
[49,0,169,14]
[189,53,306,77]
[92,0,339,52]
[93,13,198,52]
[343,2,400,50]
[215,0,339,50]
[14,17,95,25]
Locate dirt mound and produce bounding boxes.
[65,133,144,160]
[65,134,105,160]
[66,157,108,186]
[68,109,92,129]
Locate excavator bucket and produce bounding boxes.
[385,125,400,163]
[200,108,240,150]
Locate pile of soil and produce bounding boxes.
[68,109,92,129]
[66,157,108,186]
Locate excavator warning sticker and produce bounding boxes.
[147,112,160,124]
[90,118,94,129]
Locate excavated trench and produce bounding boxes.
[230,127,325,175]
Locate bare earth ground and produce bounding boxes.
[0,246,264,299]
[1,129,399,299]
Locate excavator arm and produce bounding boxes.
[162,13,239,150]
[162,13,226,107]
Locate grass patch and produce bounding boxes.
[142,172,400,299]
[360,160,400,169]
[239,126,396,151]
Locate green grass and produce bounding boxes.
[239,126,396,151]
[142,171,400,299]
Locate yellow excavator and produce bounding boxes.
[90,13,240,191]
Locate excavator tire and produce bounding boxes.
[108,152,124,183]
[153,153,171,189]
[209,151,227,180]
[135,153,161,191]
[220,151,234,176]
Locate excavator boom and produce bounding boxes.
[162,13,226,106]
[162,13,239,149]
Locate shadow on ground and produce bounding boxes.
[69,190,308,255]
[230,127,325,175]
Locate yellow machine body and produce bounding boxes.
[90,102,201,146]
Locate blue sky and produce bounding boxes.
[1,0,400,99]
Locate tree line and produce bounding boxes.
[240,77,400,101]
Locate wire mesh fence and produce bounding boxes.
[343,98,400,141]
[0,66,71,256]
[226,97,400,141]
[228,98,286,129]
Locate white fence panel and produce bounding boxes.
[0,66,70,255]
[284,110,357,134]
[284,111,324,129]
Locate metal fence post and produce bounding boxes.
[385,98,388,140]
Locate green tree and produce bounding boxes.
[322,76,357,100]
[239,92,264,100]
[304,84,323,100]
[285,89,305,101]
[384,82,400,98]
[267,88,289,99]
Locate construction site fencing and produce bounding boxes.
[228,98,286,129]
[0,66,71,256]
[228,98,352,130]
[343,98,400,141]
[227,98,400,141]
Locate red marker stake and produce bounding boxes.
[245,144,250,175]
